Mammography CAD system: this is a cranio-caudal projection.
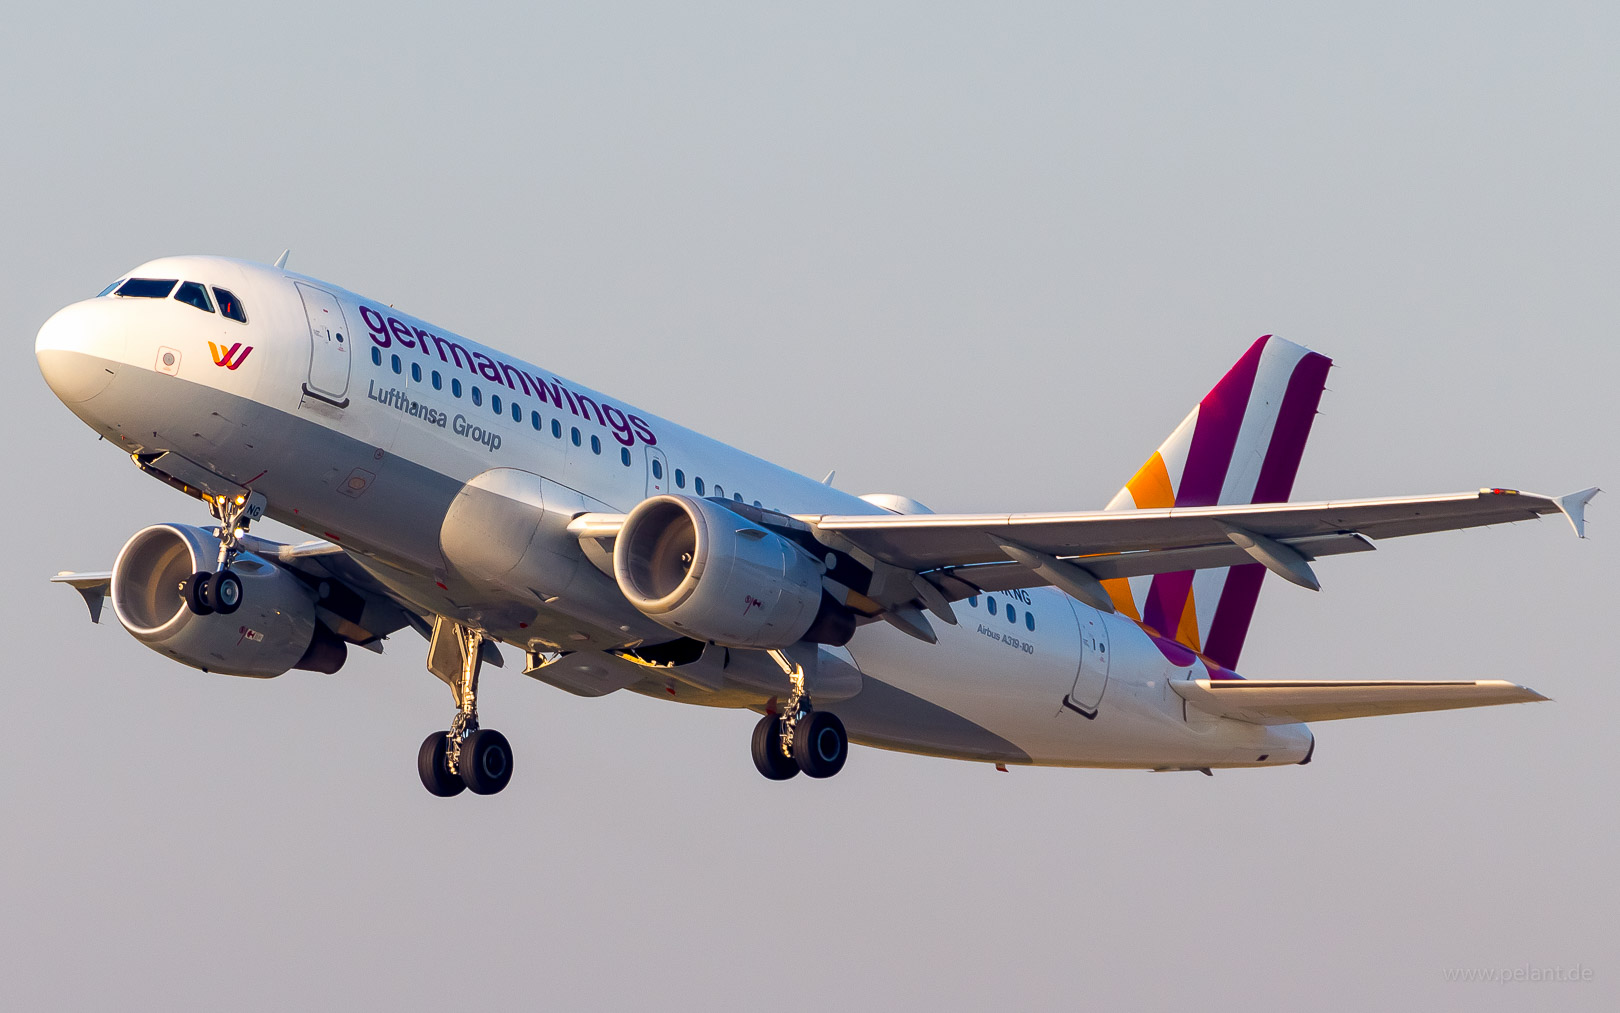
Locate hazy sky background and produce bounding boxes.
[2,3,1615,1010]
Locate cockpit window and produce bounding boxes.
[97,279,124,297]
[212,287,247,323]
[174,282,214,313]
[115,278,178,299]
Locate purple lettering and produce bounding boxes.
[499,361,534,396]
[574,393,606,426]
[629,415,657,446]
[603,404,634,446]
[472,352,504,384]
[360,306,390,347]
[387,317,416,349]
[431,335,474,371]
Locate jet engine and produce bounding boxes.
[110,524,341,677]
[612,495,852,648]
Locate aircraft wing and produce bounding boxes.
[572,487,1596,630]
[801,487,1597,609]
[1170,678,1549,725]
[798,488,1595,572]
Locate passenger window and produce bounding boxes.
[530,411,541,431]
[432,371,443,390]
[753,500,762,508]
[471,386,482,407]
[491,394,502,415]
[391,354,402,374]
[1025,612,1035,631]
[411,362,422,382]
[652,460,664,480]
[591,435,602,455]
[734,493,743,502]
[371,347,382,366]
[551,419,562,439]
[675,469,685,489]
[511,402,521,422]
[571,427,581,446]
[714,485,724,498]
[695,477,705,496]
[212,288,246,322]
[115,278,177,298]
[174,282,213,312]
[620,447,632,466]
[1007,606,1017,624]
[987,598,997,616]
[968,595,979,607]
[452,378,463,398]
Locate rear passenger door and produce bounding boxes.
[297,283,352,406]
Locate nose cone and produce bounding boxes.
[37,300,126,403]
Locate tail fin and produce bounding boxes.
[1102,335,1333,669]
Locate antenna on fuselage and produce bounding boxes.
[821,470,836,486]
[273,249,290,270]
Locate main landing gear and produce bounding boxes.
[181,490,264,617]
[752,649,849,780]
[419,618,514,797]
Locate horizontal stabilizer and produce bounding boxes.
[1170,678,1548,725]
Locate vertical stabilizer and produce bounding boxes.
[1103,335,1332,669]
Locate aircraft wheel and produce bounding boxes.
[460,729,514,795]
[418,732,465,797]
[208,569,243,615]
[751,714,799,781]
[792,711,848,779]
[183,571,215,616]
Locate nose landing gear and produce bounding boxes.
[181,490,263,617]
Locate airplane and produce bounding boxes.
[36,254,1598,796]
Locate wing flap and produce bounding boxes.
[1170,678,1549,725]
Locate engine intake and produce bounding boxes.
[111,524,336,677]
[613,496,849,648]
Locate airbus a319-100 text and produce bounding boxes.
[35,255,1598,795]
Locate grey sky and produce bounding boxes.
[2,3,1615,1010]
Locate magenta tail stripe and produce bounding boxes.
[1176,335,1270,508]
[1251,350,1333,504]
[1142,335,1270,638]
[1142,569,1194,639]
[1202,563,1265,669]
[1202,349,1333,668]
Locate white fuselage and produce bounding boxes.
[36,256,1312,770]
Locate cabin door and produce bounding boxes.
[297,283,352,407]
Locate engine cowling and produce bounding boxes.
[110,524,335,677]
[613,495,846,649]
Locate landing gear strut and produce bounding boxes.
[181,490,264,617]
[753,649,849,780]
[419,618,514,797]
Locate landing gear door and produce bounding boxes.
[645,446,670,497]
[297,283,352,407]
[1066,613,1110,717]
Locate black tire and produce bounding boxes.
[792,711,848,779]
[751,714,799,781]
[417,732,465,797]
[183,571,214,616]
[208,569,243,615]
[459,728,514,795]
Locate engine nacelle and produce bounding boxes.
[110,524,333,678]
[613,495,845,649]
